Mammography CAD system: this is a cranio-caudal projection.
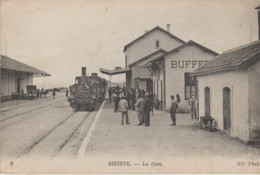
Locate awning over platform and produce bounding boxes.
[99,67,131,76]
[1,55,51,76]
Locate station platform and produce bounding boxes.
[80,99,260,173]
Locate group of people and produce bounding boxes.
[170,94,197,125]
[108,87,197,126]
[109,87,153,126]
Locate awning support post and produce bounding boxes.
[110,74,112,89]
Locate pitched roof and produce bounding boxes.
[128,49,167,67]
[123,26,185,52]
[191,40,260,76]
[165,40,219,56]
[142,40,218,67]
[1,55,51,76]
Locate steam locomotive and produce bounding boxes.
[68,67,107,111]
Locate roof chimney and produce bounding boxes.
[82,67,86,77]
[166,24,171,33]
[256,6,260,40]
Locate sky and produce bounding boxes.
[1,0,260,89]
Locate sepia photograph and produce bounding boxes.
[0,0,260,173]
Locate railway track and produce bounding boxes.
[0,98,54,112]
[52,112,93,157]
[0,99,64,122]
[10,109,96,161]
[11,111,78,160]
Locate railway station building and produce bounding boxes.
[0,55,50,101]
[100,25,218,110]
[144,40,218,110]
[192,40,260,143]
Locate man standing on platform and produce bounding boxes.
[143,93,152,127]
[135,95,144,126]
[130,90,136,111]
[108,88,112,103]
[170,95,178,126]
[118,96,130,125]
[114,94,120,112]
[188,95,197,119]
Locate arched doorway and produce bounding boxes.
[223,87,231,130]
[205,87,210,117]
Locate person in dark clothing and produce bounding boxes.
[109,88,112,103]
[143,94,152,126]
[170,95,178,126]
[176,94,181,103]
[114,94,120,112]
[52,89,56,99]
[130,91,136,110]
[66,89,69,97]
[126,91,131,109]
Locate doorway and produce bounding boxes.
[17,77,20,93]
[146,79,153,93]
[223,87,231,130]
[204,87,210,117]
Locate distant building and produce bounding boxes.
[0,55,50,101]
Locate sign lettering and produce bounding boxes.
[171,60,209,69]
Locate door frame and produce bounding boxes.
[204,87,211,117]
[222,85,233,132]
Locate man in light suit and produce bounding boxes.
[135,95,144,126]
[118,96,130,125]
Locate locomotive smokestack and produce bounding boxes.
[82,67,86,77]
[256,6,260,40]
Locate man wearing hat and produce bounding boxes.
[135,94,145,126]
[188,94,197,119]
[170,95,178,126]
[143,93,152,126]
[118,96,130,125]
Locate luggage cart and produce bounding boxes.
[200,116,215,132]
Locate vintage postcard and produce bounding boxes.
[0,0,260,174]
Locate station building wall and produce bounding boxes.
[129,51,165,89]
[152,68,164,108]
[125,30,183,66]
[131,66,151,88]
[0,69,33,98]
[1,70,16,97]
[164,45,216,110]
[197,70,250,142]
[248,60,260,141]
